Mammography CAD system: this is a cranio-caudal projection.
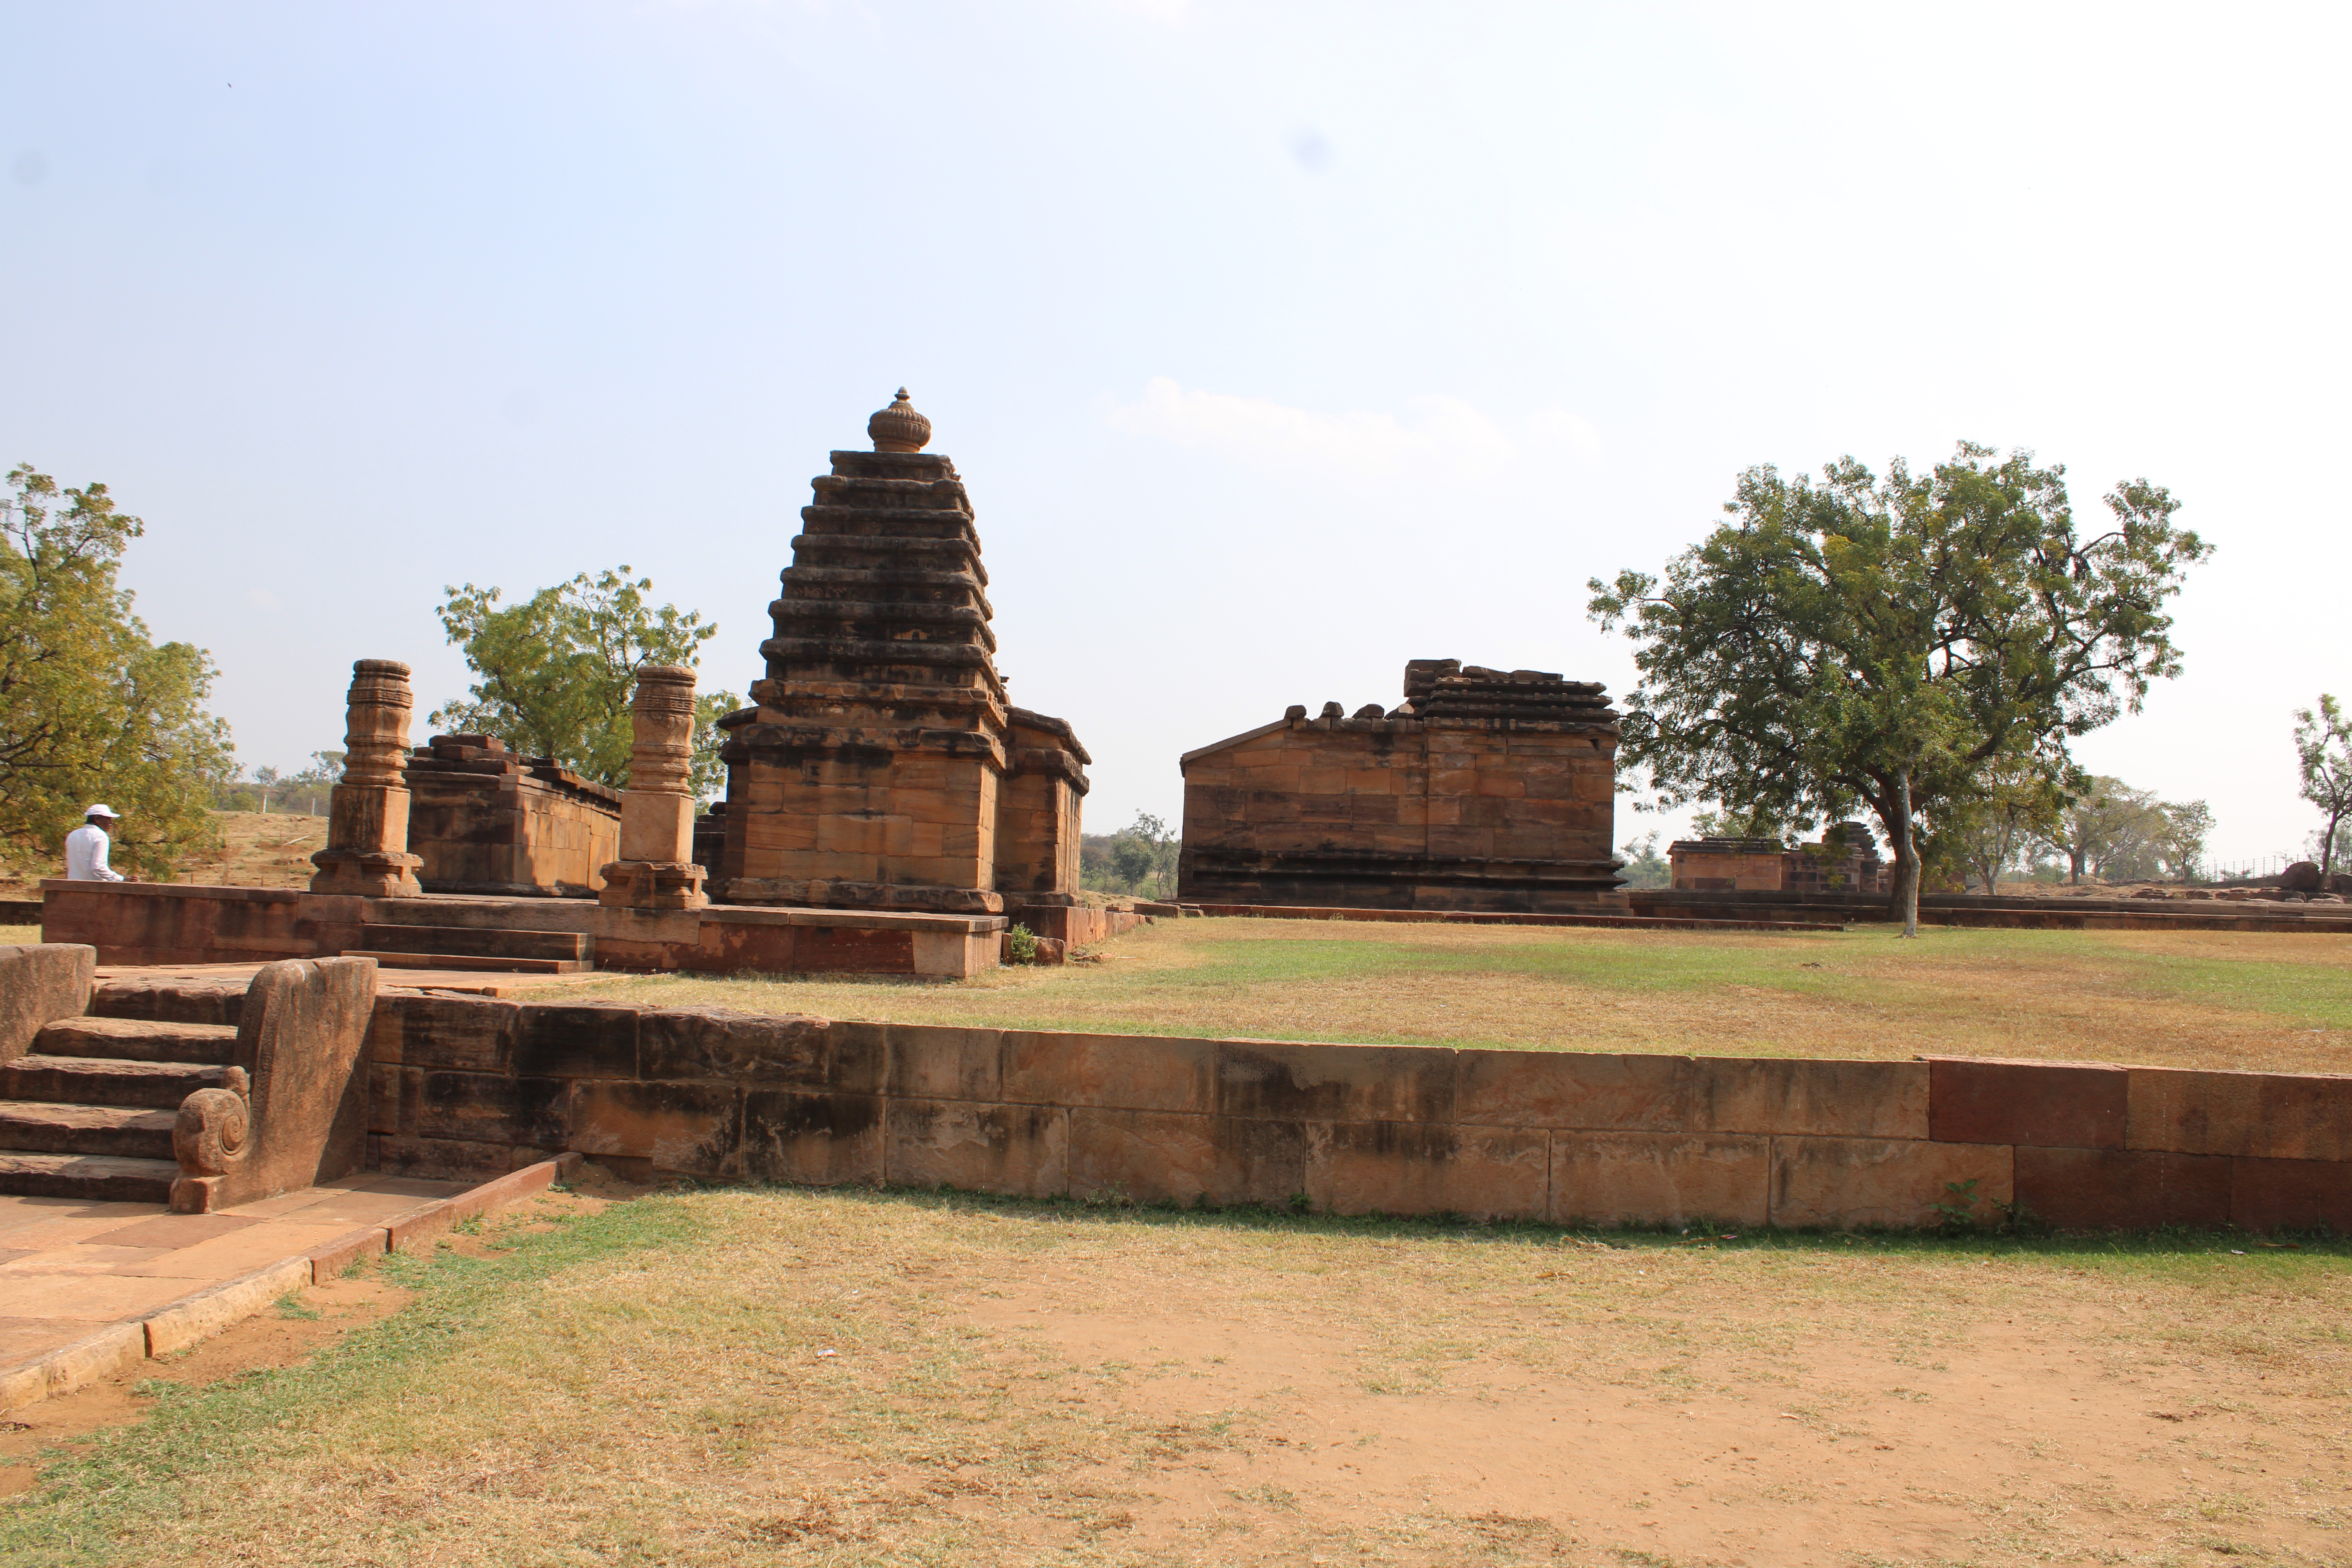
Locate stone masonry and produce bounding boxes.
[1669,823,1889,895]
[714,392,1089,919]
[404,735,622,897]
[1178,659,1624,912]
[310,660,426,898]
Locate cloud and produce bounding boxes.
[1105,377,1596,477]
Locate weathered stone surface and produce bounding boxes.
[1929,1058,2127,1149]
[1066,1108,1308,1207]
[1691,1058,1926,1139]
[186,957,379,1211]
[886,1023,1007,1102]
[417,1071,567,1147]
[743,1089,884,1186]
[2013,1146,2231,1230]
[2126,1067,2352,1161]
[885,1099,1066,1196]
[514,1002,640,1079]
[367,992,519,1072]
[310,659,424,897]
[406,733,622,897]
[1311,1122,1548,1218]
[1769,1137,2014,1230]
[567,1080,742,1177]
[1456,1049,1688,1130]
[638,1007,849,1089]
[1002,1031,1213,1114]
[1551,1133,1770,1227]
[1217,1040,1455,1124]
[2229,1156,2352,1232]
[0,943,95,1064]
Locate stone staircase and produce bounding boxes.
[344,922,592,975]
[0,1007,241,1203]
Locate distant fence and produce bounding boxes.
[2200,854,2292,884]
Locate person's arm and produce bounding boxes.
[90,832,126,882]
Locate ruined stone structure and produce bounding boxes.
[310,660,425,898]
[402,735,622,898]
[599,665,709,911]
[1178,660,1624,913]
[1668,823,1888,895]
[713,391,1089,922]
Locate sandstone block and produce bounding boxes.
[1929,1058,2127,1149]
[1770,1137,2013,1230]
[0,943,96,1064]
[514,1002,640,1079]
[2127,1068,2352,1161]
[887,1022,1006,1100]
[1216,1040,1454,1124]
[743,1089,885,1185]
[567,1080,742,1178]
[370,992,519,1072]
[1067,1108,1308,1207]
[1001,1031,1214,1114]
[638,1007,859,1089]
[885,1099,1067,1196]
[1691,1058,1925,1139]
[2013,1146,2231,1230]
[2230,1156,2352,1232]
[1455,1049,1688,1130]
[419,1071,568,1147]
[1310,1122,1548,1219]
[1550,1132,1770,1227]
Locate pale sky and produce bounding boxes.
[6,2,2346,866]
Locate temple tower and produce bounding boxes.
[716,392,1089,917]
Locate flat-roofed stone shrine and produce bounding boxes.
[1177,659,1626,913]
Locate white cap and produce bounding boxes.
[85,804,120,819]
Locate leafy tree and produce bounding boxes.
[430,568,738,796]
[0,465,234,879]
[2040,776,2210,884]
[1082,813,1182,898]
[1590,443,2209,935]
[1939,751,2065,893]
[1616,830,1671,889]
[2294,695,2352,877]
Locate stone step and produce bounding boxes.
[0,1100,176,1159]
[343,950,588,975]
[358,924,590,961]
[33,1015,241,1065]
[89,976,246,1028]
[0,1150,176,1203]
[0,1055,230,1110]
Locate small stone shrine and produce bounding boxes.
[403,734,622,897]
[1177,659,1624,912]
[1668,822,1888,894]
[711,391,1090,922]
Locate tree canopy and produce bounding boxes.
[1589,443,2209,932]
[0,465,234,879]
[430,568,738,797]
[2294,695,2352,877]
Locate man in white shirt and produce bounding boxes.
[64,804,127,882]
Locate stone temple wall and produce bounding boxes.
[1177,660,1623,913]
[404,735,622,897]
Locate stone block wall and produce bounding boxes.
[358,995,2352,1232]
[406,736,623,897]
[1179,663,1624,913]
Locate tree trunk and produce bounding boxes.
[2327,809,2346,878]
[1891,772,1922,938]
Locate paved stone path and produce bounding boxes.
[0,1175,461,1370]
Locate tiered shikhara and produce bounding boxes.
[713,392,1089,918]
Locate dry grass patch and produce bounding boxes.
[4,1187,2348,1567]
[548,918,2352,1072]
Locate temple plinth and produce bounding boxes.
[714,392,1089,919]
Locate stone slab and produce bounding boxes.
[1309,1122,1547,1219]
[1769,1137,2014,1230]
[2127,1068,2352,1162]
[1066,1108,1307,1208]
[2013,1145,2232,1230]
[1928,1058,2127,1149]
[1551,1132,1770,1227]
[1691,1058,1926,1140]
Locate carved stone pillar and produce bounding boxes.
[599,664,709,910]
[309,659,425,897]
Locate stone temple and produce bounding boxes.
[1177,659,1625,912]
[709,391,1094,935]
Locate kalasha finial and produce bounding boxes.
[868,387,932,453]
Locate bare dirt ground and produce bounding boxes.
[9,1185,2345,1567]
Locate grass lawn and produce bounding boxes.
[545,916,2352,1075]
[4,1183,2347,1567]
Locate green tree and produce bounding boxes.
[0,465,234,879]
[1589,443,2209,935]
[1616,830,1671,889]
[1940,751,2066,893]
[430,568,738,796]
[2294,695,2352,877]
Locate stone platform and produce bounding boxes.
[38,882,1004,980]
